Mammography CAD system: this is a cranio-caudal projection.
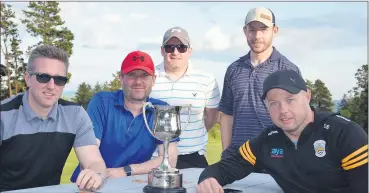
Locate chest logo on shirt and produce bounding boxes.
[313,140,327,157]
[324,124,330,130]
[192,93,197,97]
[271,148,284,158]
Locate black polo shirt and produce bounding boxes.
[0,92,97,192]
[198,111,368,193]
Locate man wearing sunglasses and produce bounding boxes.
[70,50,179,181]
[0,45,109,192]
[150,27,221,169]
[218,7,301,160]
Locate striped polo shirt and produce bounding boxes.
[0,91,97,192]
[218,47,301,156]
[150,61,221,155]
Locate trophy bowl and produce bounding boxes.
[142,102,191,193]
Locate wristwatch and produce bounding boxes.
[123,165,132,176]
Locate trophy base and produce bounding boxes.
[143,185,186,193]
[144,168,186,193]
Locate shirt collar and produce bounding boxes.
[239,46,283,68]
[114,90,154,112]
[22,91,58,121]
[114,90,125,107]
[156,60,193,77]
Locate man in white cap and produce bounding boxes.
[218,7,302,160]
[150,26,221,169]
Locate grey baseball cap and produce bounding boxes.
[162,26,191,46]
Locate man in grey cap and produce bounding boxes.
[150,27,221,169]
[218,7,301,160]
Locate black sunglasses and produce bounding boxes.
[163,44,188,53]
[29,72,69,86]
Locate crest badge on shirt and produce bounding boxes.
[313,140,327,157]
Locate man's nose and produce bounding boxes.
[46,78,56,89]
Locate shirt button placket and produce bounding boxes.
[37,118,43,131]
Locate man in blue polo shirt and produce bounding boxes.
[71,50,178,181]
[219,7,301,159]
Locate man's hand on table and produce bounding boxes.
[107,168,127,178]
[196,177,224,193]
[76,169,107,191]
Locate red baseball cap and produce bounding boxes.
[121,50,155,75]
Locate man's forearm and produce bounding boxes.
[128,142,178,175]
[204,108,220,131]
[84,161,109,177]
[128,156,163,175]
[220,113,233,151]
[198,151,251,186]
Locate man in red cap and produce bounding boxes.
[71,50,179,181]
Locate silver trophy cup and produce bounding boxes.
[142,102,191,193]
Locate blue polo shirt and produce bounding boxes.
[70,90,170,182]
[218,47,301,158]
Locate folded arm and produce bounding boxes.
[75,145,108,177]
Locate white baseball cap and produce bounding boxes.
[244,7,275,27]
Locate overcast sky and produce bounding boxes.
[5,1,367,100]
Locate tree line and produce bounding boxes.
[1,2,73,100]
[1,2,367,132]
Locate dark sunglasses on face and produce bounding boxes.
[163,44,188,53]
[29,72,69,86]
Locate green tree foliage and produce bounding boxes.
[307,79,334,112]
[93,82,102,94]
[0,2,26,100]
[306,79,314,92]
[10,31,27,95]
[72,82,93,109]
[339,64,368,132]
[21,1,74,82]
[73,72,122,109]
[352,64,368,131]
[312,79,334,112]
[109,71,122,91]
[338,94,350,112]
[339,109,351,119]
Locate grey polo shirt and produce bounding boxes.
[0,91,97,192]
[218,47,301,157]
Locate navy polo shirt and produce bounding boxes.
[71,90,171,182]
[218,47,301,156]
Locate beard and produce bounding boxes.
[247,38,273,54]
[123,86,151,102]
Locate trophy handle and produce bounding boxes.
[182,104,192,130]
[142,101,155,137]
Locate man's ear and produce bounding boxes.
[272,26,279,37]
[265,98,271,112]
[25,72,31,87]
[161,46,165,57]
[119,72,124,84]
[152,74,157,85]
[187,47,193,57]
[243,26,248,36]
[306,89,312,103]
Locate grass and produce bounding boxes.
[60,132,222,184]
